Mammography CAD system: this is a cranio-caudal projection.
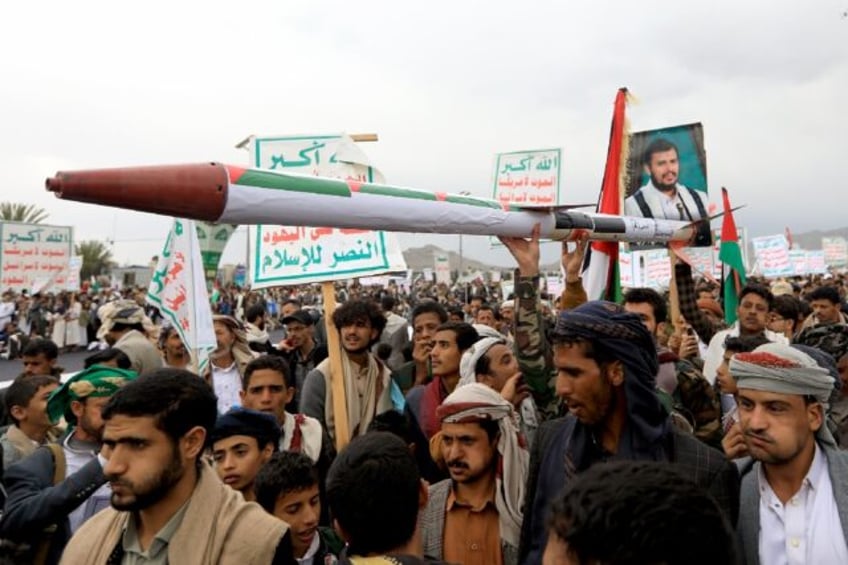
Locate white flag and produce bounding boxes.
[146,219,216,374]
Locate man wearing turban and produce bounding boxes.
[732,342,848,565]
[421,383,528,565]
[519,301,739,564]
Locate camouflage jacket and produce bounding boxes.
[514,271,561,421]
[659,349,723,449]
[793,323,848,362]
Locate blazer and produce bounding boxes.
[0,445,106,564]
[518,416,740,565]
[736,444,848,565]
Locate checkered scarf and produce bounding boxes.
[437,383,528,548]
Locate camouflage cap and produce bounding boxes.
[794,324,848,362]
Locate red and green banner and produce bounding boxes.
[719,187,746,324]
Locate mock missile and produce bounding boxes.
[45,162,704,244]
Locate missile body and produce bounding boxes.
[46,162,699,243]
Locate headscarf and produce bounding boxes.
[47,364,138,424]
[730,342,837,447]
[210,315,257,376]
[458,337,506,386]
[210,407,281,448]
[437,383,528,548]
[97,299,159,341]
[553,301,669,471]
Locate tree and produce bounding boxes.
[0,202,49,224]
[75,240,115,280]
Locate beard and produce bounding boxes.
[108,444,185,511]
[78,410,104,443]
[650,172,677,192]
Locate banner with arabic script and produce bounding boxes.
[253,226,406,286]
[752,235,793,278]
[246,133,406,287]
[0,222,73,293]
[492,148,561,207]
[146,218,216,374]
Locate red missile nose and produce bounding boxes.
[45,162,230,222]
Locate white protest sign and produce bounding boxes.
[752,235,793,278]
[807,250,828,275]
[492,148,561,207]
[435,255,451,285]
[0,222,73,293]
[789,250,809,276]
[253,226,406,286]
[822,237,848,267]
[619,246,634,288]
[247,133,406,287]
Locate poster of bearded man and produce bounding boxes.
[624,122,712,249]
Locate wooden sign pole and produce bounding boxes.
[321,281,350,451]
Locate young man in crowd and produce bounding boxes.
[801,285,848,329]
[255,451,344,565]
[205,315,257,414]
[20,338,62,378]
[422,383,528,565]
[301,300,395,443]
[542,461,737,565]
[326,432,450,565]
[732,343,848,564]
[392,302,448,393]
[277,310,327,411]
[61,369,295,564]
[0,374,59,469]
[211,407,280,502]
[240,355,328,464]
[519,301,739,564]
[1,365,137,563]
[702,285,787,385]
[406,322,479,441]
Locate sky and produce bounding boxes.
[1,0,846,271]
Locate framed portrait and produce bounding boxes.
[624,123,711,249]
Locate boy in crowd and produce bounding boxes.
[255,451,344,565]
[0,374,60,469]
[211,407,281,502]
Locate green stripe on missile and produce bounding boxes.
[235,170,351,197]
[358,184,438,201]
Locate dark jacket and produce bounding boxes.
[518,416,740,565]
[0,444,106,564]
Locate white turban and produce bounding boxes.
[438,383,528,548]
[459,337,506,386]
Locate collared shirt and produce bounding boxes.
[296,530,320,565]
[442,487,503,565]
[65,433,112,534]
[211,361,242,414]
[122,500,190,564]
[758,443,848,565]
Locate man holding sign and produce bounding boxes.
[300,300,399,443]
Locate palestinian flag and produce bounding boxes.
[582,87,629,302]
[719,187,746,324]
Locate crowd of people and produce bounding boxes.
[0,230,846,564]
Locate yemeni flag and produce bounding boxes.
[719,188,746,325]
[582,87,629,302]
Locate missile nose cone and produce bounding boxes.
[45,175,62,194]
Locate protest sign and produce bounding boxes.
[492,148,561,207]
[752,235,793,278]
[822,237,848,267]
[246,133,406,287]
[435,255,451,285]
[0,222,73,293]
